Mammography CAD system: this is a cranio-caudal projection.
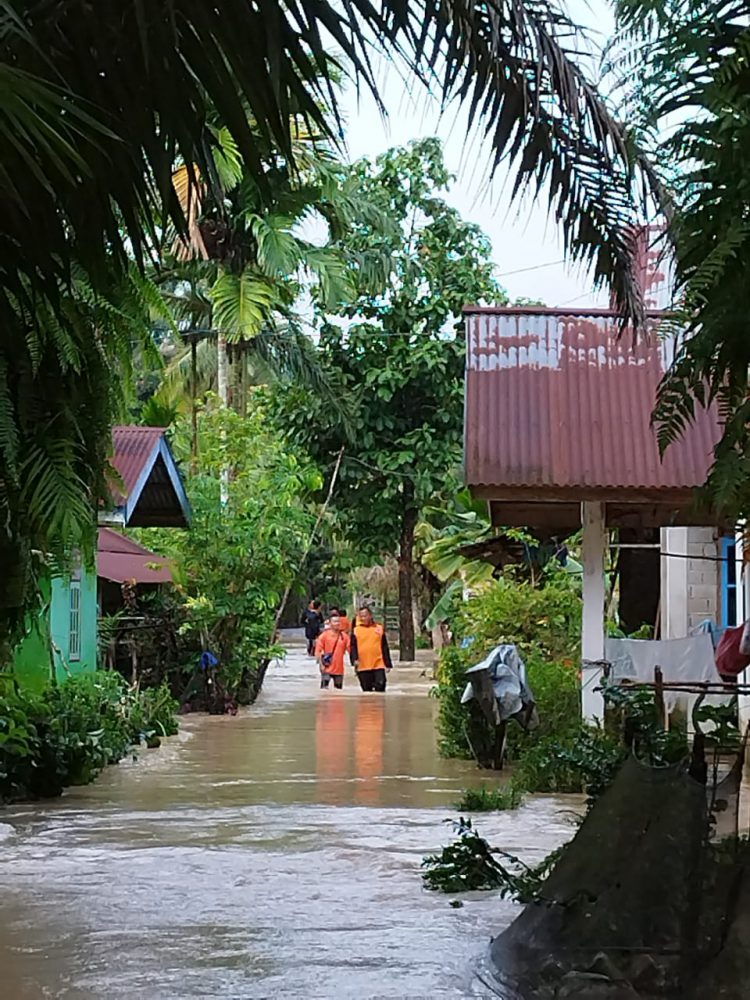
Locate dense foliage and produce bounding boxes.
[515,726,626,798]
[0,271,162,661]
[147,399,319,702]
[0,671,177,802]
[434,573,581,761]
[153,120,387,415]
[271,138,502,659]
[434,569,696,801]
[0,0,649,660]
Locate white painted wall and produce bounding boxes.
[661,527,721,637]
[660,527,689,638]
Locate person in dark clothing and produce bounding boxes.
[301,599,324,656]
[350,606,393,692]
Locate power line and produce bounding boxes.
[553,291,599,308]
[495,259,566,277]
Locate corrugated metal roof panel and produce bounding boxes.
[97,527,173,584]
[110,426,163,506]
[108,426,190,527]
[464,310,719,495]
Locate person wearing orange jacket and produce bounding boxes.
[335,607,353,634]
[350,606,393,692]
[315,613,350,690]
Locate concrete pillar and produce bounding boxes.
[660,526,689,638]
[581,501,606,723]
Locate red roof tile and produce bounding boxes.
[464,309,720,497]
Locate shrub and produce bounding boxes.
[516,727,626,798]
[128,682,179,746]
[454,572,581,663]
[455,781,524,812]
[504,654,580,761]
[434,645,475,759]
[0,671,179,802]
[435,574,581,763]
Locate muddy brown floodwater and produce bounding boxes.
[0,642,578,999]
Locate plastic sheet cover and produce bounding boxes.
[460,643,535,722]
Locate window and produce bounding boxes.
[69,581,81,661]
[721,536,738,628]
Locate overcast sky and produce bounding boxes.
[338,2,615,308]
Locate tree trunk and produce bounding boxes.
[398,496,418,663]
[217,334,229,504]
[217,334,229,405]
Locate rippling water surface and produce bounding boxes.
[0,642,577,998]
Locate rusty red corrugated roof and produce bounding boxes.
[97,527,174,584]
[110,426,165,507]
[464,309,720,495]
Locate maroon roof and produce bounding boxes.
[110,426,165,507]
[464,308,720,504]
[97,528,174,584]
[108,426,191,528]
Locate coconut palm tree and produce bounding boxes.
[152,123,388,421]
[0,0,653,652]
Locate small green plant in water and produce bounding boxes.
[422,818,509,893]
[455,781,524,812]
[422,818,566,901]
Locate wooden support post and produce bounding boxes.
[654,666,666,730]
[581,501,606,723]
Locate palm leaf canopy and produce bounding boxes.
[3,0,651,321]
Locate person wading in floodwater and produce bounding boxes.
[302,599,324,657]
[351,606,393,692]
[325,606,352,634]
[315,613,350,690]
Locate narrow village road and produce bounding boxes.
[0,638,576,999]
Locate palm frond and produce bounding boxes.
[210,270,277,342]
[249,214,303,278]
[300,243,354,308]
[1,0,648,321]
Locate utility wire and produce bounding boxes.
[495,258,565,277]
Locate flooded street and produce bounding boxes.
[0,642,577,999]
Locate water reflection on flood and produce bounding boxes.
[0,645,579,998]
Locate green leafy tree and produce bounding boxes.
[148,398,320,699]
[1,268,162,659]
[153,124,390,417]
[272,138,504,660]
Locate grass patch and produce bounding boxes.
[455,782,523,812]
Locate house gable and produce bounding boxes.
[107,426,191,528]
